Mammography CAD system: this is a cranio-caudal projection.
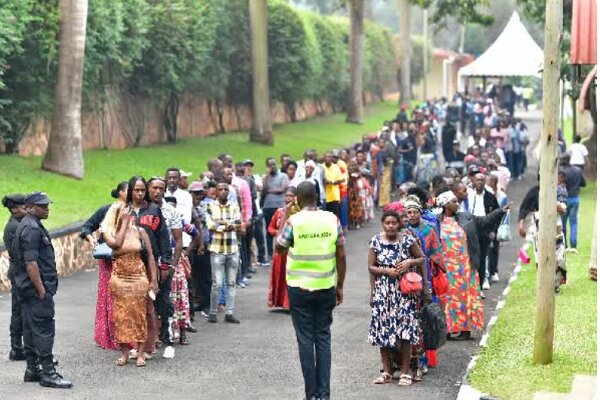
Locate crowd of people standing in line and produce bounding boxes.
[8,92,586,398]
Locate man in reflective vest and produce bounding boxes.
[276,181,346,400]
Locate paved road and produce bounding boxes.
[0,112,541,400]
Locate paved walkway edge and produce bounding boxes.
[456,260,524,400]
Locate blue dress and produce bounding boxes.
[368,231,422,348]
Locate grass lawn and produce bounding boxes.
[0,101,398,232]
[469,183,597,399]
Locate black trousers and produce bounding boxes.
[253,215,267,263]
[478,237,490,289]
[22,293,55,370]
[243,222,253,274]
[325,201,340,221]
[156,273,174,345]
[263,208,278,258]
[288,286,337,400]
[488,238,500,276]
[9,275,23,351]
[191,251,212,312]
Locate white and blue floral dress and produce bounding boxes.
[368,231,422,348]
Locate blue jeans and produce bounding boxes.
[561,197,579,248]
[210,253,239,315]
[288,286,337,400]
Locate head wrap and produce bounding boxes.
[436,191,457,207]
[305,160,316,169]
[383,201,405,214]
[404,195,422,212]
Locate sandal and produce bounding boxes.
[413,367,423,382]
[136,357,146,367]
[398,374,412,386]
[115,356,128,366]
[372,372,393,384]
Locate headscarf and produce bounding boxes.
[436,191,457,207]
[404,195,422,212]
[383,201,405,214]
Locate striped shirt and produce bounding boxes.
[205,201,241,254]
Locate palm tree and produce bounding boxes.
[42,0,88,179]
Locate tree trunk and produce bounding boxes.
[249,0,273,145]
[42,0,88,179]
[164,92,179,143]
[346,0,364,124]
[533,0,562,366]
[398,0,411,104]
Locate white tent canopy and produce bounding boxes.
[458,12,543,78]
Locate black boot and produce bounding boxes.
[24,363,42,382]
[39,356,71,389]
[39,366,72,389]
[9,348,26,361]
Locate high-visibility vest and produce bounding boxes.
[286,210,338,290]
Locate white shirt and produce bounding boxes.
[470,191,486,216]
[569,143,588,166]
[167,187,193,247]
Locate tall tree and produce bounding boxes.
[42,0,88,179]
[398,0,412,103]
[249,0,273,144]
[346,0,365,123]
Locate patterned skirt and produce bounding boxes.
[170,255,191,338]
[369,275,422,347]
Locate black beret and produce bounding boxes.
[2,194,26,208]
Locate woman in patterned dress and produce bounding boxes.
[435,190,507,340]
[368,208,429,387]
[102,202,158,367]
[81,181,128,350]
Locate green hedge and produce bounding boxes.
[0,0,397,149]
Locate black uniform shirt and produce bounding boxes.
[11,214,58,299]
[3,215,21,278]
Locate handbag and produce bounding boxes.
[421,302,448,350]
[497,211,512,242]
[400,271,423,294]
[431,268,449,296]
[92,242,113,260]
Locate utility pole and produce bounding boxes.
[423,8,428,101]
[249,0,273,144]
[398,0,412,103]
[533,0,562,365]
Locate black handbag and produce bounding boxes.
[421,302,448,350]
[92,242,113,260]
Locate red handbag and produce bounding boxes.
[432,268,449,296]
[400,271,423,294]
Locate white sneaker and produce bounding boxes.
[162,346,175,359]
[482,279,491,290]
[491,273,500,283]
[128,349,138,359]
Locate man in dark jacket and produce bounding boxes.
[559,154,586,252]
[3,194,28,361]
[468,173,500,291]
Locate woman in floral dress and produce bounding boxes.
[436,190,507,339]
[368,208,428,387]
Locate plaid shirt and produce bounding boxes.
[205,200,241,254]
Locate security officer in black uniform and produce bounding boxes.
[2,194,28,361]
[11,192,72,388]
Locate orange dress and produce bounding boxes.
[109,226,149,344]
[267,208,289,309]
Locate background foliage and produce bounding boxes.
[0,0,397,151]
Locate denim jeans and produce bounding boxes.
[288,286,337,400]
[562,197,580,248]
[210,253,239,315]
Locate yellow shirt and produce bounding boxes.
[323,163,343,202]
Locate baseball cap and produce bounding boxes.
[243,159,254,166]
[180,170,192,178]
[467,165,480,175]
[2,194,26,208]
[188,181,205,192]
[25,192,52,205]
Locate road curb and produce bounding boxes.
[456,261,524,400]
